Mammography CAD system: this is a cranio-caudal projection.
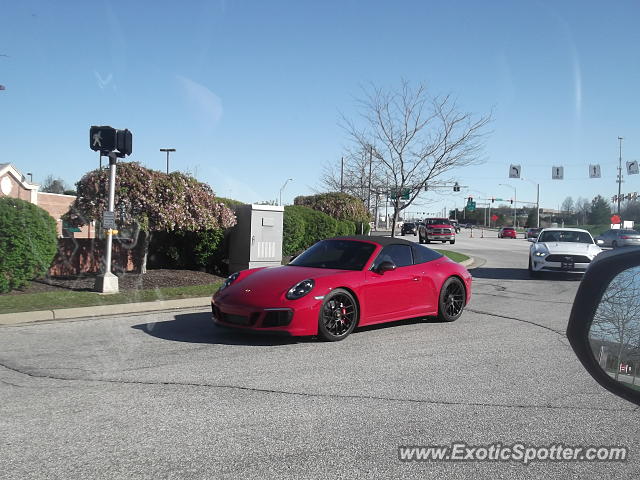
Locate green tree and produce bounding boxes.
[0,197,58,293]
[68,162,236,273]
[589,195,612,225]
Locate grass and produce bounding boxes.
[0,282,222,314]
[434,249,470,263]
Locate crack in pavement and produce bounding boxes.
[0,360,630,413]
[466,308,565,335]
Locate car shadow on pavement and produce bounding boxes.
[471,267,582,281]
[132,312,442,345]
[131,312,310,346]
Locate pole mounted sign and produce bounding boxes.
[90,125,133,294]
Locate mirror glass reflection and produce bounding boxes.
[589,266,640,391]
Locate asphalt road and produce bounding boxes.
[1,233,638,479]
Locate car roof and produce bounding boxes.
[332,235,417,248]
[540,228,591,233]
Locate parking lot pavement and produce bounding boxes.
[1,235,638,479]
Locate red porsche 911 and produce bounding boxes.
[211,236,472,341]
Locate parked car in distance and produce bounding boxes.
[418,218,455,245]
[526,227,542,239]
[595,229,640,248]
[498,227,517,239]
[400,222,417,236]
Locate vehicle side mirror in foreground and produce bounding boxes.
[376,261,397,273]
[567,247,640,406]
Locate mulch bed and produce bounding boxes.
[7,269,224,295]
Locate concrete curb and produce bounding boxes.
[460,258,474,267]
[0,296,212,326]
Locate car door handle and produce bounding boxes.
[412,277,421,282]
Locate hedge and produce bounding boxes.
[0,197,58,293]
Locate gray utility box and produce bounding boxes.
[228,204,284,273]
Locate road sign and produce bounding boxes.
[552,166,564,180]
[466,201,476,212]
[509,165,521,179]
[491,214,498,222]
[627,161,639,175]
[102,211,116,229]
[494,198,504,202]
[611,215,621,225]
[390,188,410,200]
[589,164,601,178]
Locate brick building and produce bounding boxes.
[0,163,93,238]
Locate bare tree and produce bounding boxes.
[340,80,491,236]
[575,197,591,225]
[41,175,66,194]
[561,196,574,214]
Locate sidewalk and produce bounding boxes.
[0,296,212,326]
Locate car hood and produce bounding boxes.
[537,242,601,255]
[230,265,355,294]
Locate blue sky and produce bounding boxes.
[1,0,639,215]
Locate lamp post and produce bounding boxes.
[521,177,540,228]
[499,183,517,227]
[617,137,623,215]
[279,178,293,206]
[160,148,176,174]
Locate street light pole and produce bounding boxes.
[499,183,517,227]
[279,178,293,206]
[160,148,176,174]
[618,136,623,215]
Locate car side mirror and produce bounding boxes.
[567,247,640,406]
[376,261,397,273]
[527,238,536,242]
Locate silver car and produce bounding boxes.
[595,229,640,248]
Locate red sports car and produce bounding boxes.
[211,236,472,341]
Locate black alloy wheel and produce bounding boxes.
[318,288,358,341]
[438,277,465,322]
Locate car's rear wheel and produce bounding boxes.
[438,277,466,322]
[450,240,455,244]
[317,288,358,341]
[612,241,618,249]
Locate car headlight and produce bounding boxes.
[534,251,548,257]
[218,272,240,293]
[286,279,315,300]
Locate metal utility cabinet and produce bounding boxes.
[228,204,284,273]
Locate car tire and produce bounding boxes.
[450,240,455,245]
[528,258,539,278]
[317,288,359,341]
[425,239,431,244]
[437,277,466,322]
[612,241,618,249]
[418,233,424,244]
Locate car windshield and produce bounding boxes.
[404,223,415,227]
[289,240,376,270]
[539,231,593,244]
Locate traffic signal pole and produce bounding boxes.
[95,152,119,294]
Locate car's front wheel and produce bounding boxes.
[528,257,539,278]
[438,277,466,322]
[317,288,358,341]
[612,241,618,249]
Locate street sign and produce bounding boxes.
[589,164,601,178]
[491,214,498,222]
[494,198,504,202]
[552,166,564,180]
[102,211,116,229]
[611,215,621,225]
[627,161,639,175]
[509,165,521,179]
[466,201,476,212]
[390,188,410,200]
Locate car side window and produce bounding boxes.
[372,244,413,269]
[412,244,443,264]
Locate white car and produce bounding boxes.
[528,228,602,276]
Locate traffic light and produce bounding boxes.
[90,126,117,153]
[116,129,132,157]
[467,196,473,203]
[453,182,460,192]
[634,192,638,201]
[612,195,617,203]
[510,199,513,205]
[491,197,495,203]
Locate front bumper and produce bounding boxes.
[531,257,591,273]
[211,296,320,336]
[427,233,455,240]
